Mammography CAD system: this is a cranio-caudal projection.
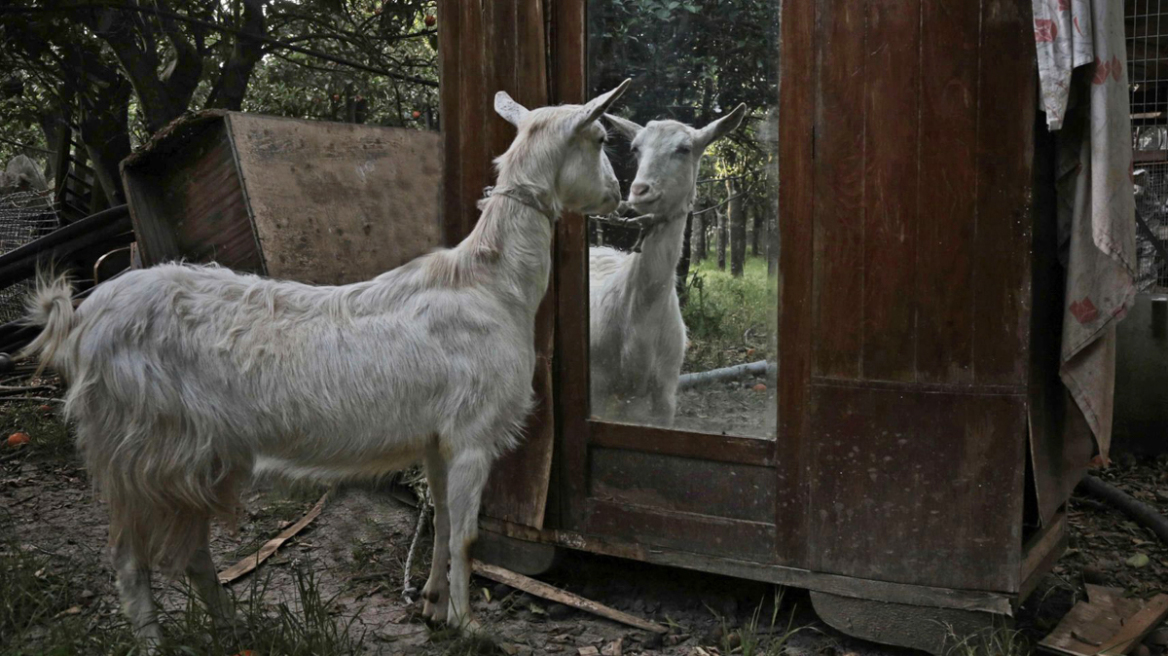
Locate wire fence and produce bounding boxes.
[1135,165,1168,291]
[1130,0,1168,292]
[0,189,61,323]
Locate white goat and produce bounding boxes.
[589,105,747,425]
[21,80,630,648]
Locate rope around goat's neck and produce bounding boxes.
[481,185,558,224]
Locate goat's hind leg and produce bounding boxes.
[421,438,451,623]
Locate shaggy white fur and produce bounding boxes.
[589,105,747,426]
[22,79,631,650]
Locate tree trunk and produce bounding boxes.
[751,202,764,257]
[205,0,266,111]
[716,209,727,271]
[691,210,706,262]
[767,212,778,277]
[677,211,693,302]
[729,182,745,277]
[79,76,133,205]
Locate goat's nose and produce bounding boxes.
[631,182,651,197]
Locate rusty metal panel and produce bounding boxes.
[226,113,442,285]
[122,117,264,273]
[807,381,1027,593]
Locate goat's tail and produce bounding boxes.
[19,268,77,376]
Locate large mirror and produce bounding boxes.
[586,0,780,439]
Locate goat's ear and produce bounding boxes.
[604,113,643,141]
[495,91,531,127]
[694,103,748,152]
[574,78,632,135]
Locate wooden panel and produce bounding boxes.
[1020,510,1066,594]
[438,0,463,247]
[1027,116,1093,526]
[916,0,980,384]
[482,0,555,528]
[550,0,591,531]
[973,0,1035,385]
[125,122,263,273]
[590,421,776,467]
[482,516,1015,615]
[812,0,867,379]
[585,499,777,563]
[440,0,558,528]
[590,448,775,523]
[228,114,443,285]
[807,381,1026,592]
[777,0,816,564]
[860,0,919,381]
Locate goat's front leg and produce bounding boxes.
[422,438,451,623]
[445,448,492,632]
[649,382,677,427]
[112,539,163,653]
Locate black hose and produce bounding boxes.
[1079,474,1168,545]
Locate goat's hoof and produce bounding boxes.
[454,615,484,636]
[423,595,449,623]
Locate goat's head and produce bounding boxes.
[605,104,748,216]
[493,79,631,216]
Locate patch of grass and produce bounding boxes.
[2,542,368,656]
[0,538,90,653]
[942,623,1032,656]
[682,254,776,372]
[0,400,73,462]
[718,588,807,656]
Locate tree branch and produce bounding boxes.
[205,0,265,110]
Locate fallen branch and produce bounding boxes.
[1079,475,1168,544]
[678,360,774,391]
[0,385,49,393]
[470,559,667,634]
[0,396,63,404]
[218,492,329,584]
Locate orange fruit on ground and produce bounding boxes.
[752,383,767,392]
[7,432,30,447]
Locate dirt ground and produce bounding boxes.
[3,378,1168,655]
[673,380,776,439]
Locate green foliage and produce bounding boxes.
[681,253,775,372]
[0,0,439,195]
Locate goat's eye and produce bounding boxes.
[599,134,608,145]
[630,144,640,156]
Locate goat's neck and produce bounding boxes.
[457,185,555,316]
[625,207,688,303]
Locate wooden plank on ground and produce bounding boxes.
[1037,589,1157,655]
[471,559,667,634]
